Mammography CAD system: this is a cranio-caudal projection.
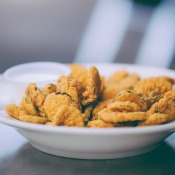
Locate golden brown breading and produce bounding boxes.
[105,69,128,85]
[83,104,94,122]
[69,64,86,73]
[157,90,175,122]
[43,92,80,121]
[82,66,101,106]
[146,102,159,114]
[102,85,129,101]
[134,77,172,97]
[138,113,168,126]
[20,96,39,116]
[87,119,116,128]
[69,64,88,87]
[5,104,26,120]
[142,95,162,109]
[102,73,140,101]
[57,75,84,108]
[25,83,46,107]
[107,101,141,112]
[53,105,84,127]
[92,99,112,120]
[19,115,48,124]
[113,90,147,111]
[44,83,57,94]
[98,111,147,123]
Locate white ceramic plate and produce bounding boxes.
[1,63,175,159]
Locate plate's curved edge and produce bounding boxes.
[1,110,175,135]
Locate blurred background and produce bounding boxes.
[0,0,175,73]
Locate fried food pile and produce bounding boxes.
[5,64,175,128]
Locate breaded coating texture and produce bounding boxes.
[134,77,172,97]
[53,105,84,127]
[20,96,39,116]
[102,73,140,100]
[98,111,147,123]
[113,90,147,111]
[5,104,26,119]
[44,83,57,94]
[87,119,116,128]
[138,113,168,126]
[157,89,175,122]
[57,76,83,107]
[105,69,128,85]
[82,66,101,106]
[25,83,46,107]
[69,64,88,87]
[107,101,141,112]
[43,92,80,121]
[92,99,112,120]
[19,115,48,124]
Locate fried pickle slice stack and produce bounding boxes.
[5,64,175,128]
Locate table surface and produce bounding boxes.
[1,77,175,175]
[0,123,175,175]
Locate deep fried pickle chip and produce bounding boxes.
[20,96,39,116]
[87,119,116,128]
[134,77,172,97]
[19,115,48,124]
[105,69,128,85]
[82,66,101,105]
[44,83,57,94]
[107,101,141,112]
[43,92,80,121]
[57,75,83,108]
[157,89,175,122]
[102,73,140,100]
[69,64,88,87]
[25,83,46,107]
[98,111,147,123]
[53,105,84,127]
[5,104,26,120]
[138,113,168,126]
[92,99,112,120]
[113,90,147,111]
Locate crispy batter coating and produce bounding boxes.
[138,113,168,126]
[57,75,83,108]
[83,104,94,122]
[134,77,172,97]
[107,101,141,112]
[25,83,46,107]
[19,115,48,124]
[20,96,39,116]
[102,85,129,101]
[69,64,88,87]
[98,111,147,123]
[5,104,26,120]
[157,90,175,122]
[113,90,147,111]
[146,102,159,114]
[43,92,80,121]
[44,83,57,94]
[105,69,128,85]
[142,95,162,109]
[102,73,140,100]
[87,119,116,128]
[82,66,101,105]
[53,105,84,127]
[92,99,112,120]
